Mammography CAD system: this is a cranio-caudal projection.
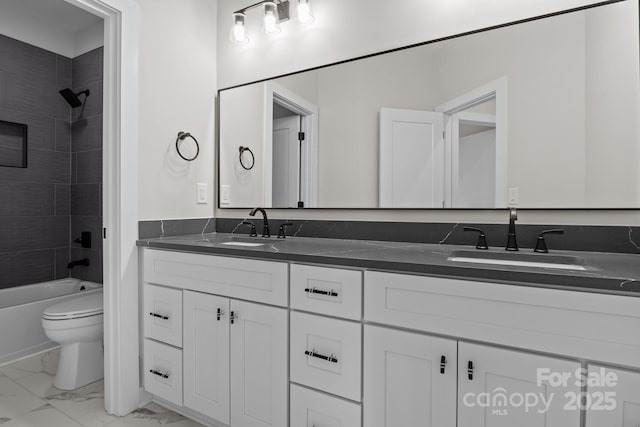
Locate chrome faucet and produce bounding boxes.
[249,207,270,237]
[505,208,518,251]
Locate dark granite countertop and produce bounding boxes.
[137,233,640,296]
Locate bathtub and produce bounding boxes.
[0,278,102,366]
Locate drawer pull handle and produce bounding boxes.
[304,287,338,297]
[440,355,446,374]
[230,311,237,325]
[149,369,170,379]
[217,308,225,321]
[149,312,169,320]
[468,361,474,380]
[304,349,338,363]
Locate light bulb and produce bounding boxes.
[297,0,314,24]
[231,13,248,44]
[263,2,280,34]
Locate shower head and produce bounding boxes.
[59,88,90,108]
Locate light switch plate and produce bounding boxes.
[196,183,208,204]
[220,185,230,204]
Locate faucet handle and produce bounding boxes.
[534,229,564,253]
[463,227,489,250]
[278,223,294,239]
[241,221,257,237]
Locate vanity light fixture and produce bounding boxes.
[297,0,314,24]
[263,2,281,34]
[232,0,314,44]
[231,12,249,44]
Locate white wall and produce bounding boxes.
[0,1,103,58]
[217,0,611,88]
[215,0,640,225]
[137,0,217,220]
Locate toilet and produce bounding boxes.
[42,292,104,390]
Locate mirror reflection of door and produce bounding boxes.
[272,102,301,208]
[451,110,497,209]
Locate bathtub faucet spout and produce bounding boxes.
[67,258,90,269]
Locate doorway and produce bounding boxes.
[264,82,319,208]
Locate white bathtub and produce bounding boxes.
[0,278,102,366]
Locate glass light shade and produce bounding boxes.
[263,2,281,34]
[297,0,314,24]
[231,13,249,44]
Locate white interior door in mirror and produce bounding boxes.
[272,116,300,207]
[379,108,444,208]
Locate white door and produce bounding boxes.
[183,292,230,424]
[379,108,444,208]
[585,365,640,426]
[363,325,457,427]
[458,342,581,427]
[230,300,288,427]
[272,116,300,208]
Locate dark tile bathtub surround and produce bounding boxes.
[70,47,104,284]
[0,35,104,289]
[0,35,72,289]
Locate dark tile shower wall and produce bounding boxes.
[0,35,104,289]
[0,35,72,289]
[70,47,103,284]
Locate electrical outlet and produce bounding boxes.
[220,185,230,205]
[196,183,208,204]
[508,187,519,205]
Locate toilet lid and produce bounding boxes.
[43,292,103,319]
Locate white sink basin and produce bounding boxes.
[220,241,265,247]
[447,250,586,271]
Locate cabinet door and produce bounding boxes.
[458,342,581,427]
[183,291,230,424]
[230,300,288,427]
[363,325,457,427]
[585,365,640,427]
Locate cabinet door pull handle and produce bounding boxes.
[149,312,169,320]
[217,308,225,321]
[304,287,338,297]
[468,361,474,380]
[440,356,446,374]
[149,369,169,379]
[230,311,237,324]
[304,349,338,363]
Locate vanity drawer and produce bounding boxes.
[144,284,182,347]
[290,384,362,427]
[291,264,362,320]
[144,339,183,406]
[290,312,362,401]
[143,248,288,307]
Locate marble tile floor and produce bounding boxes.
[0,349,202,426]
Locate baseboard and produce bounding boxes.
[151,397,228,427]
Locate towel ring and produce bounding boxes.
[239,146,255,170]
[176,131,199,161]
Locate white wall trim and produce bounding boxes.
[65,0,140,416]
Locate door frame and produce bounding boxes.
[65,0,140,416]
[435,77,508,208]
[263,82,319,207]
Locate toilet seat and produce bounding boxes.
[43,292,103,320]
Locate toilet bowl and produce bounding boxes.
[42,292,104,390]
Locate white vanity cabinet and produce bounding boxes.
[458,342,581,427]
[363,325,457,427]
[585,365,640,427]
[142,249,288,427]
